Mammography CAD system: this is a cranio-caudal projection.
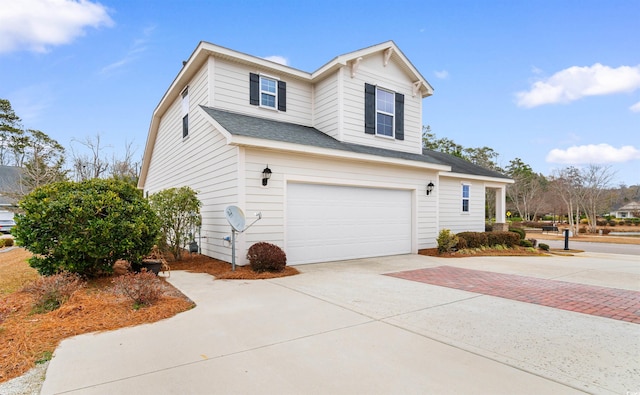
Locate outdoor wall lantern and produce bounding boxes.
[262,165,272,186]
[426,181,435,196]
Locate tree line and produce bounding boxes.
[1,99,139,201]
[422,126,639,235]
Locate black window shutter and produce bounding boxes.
[249,73,259,105]
[277,80,286,111]
[395,93,404,140]
[364,83,375,134]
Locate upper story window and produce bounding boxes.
[462,184,470,213]
[260,77,277,108]
[250,73,287,111]
[376,88,395,137]
[364,83,404,140]
[181,87,189,138]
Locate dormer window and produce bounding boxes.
[364,83,404,140]
[249,73,287,111]
[376,88,395,137]
[260,77,277,108]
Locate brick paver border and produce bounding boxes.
[385,266,640,324]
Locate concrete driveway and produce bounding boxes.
[42,253,639,394]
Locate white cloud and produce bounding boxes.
[434,70,449,79]
[630,101,640,113]
[263,55,288,66]
[546,144,640,164]
[0,0,113,54]
[516,64,640,108]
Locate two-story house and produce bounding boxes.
[138,41,512,265]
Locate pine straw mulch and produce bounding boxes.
[418,247,547,257]
[0,249,298,384]
[168,253,300,279]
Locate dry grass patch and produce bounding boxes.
[0,249,39,294]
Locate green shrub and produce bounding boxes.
[437,229,459,253]
[456,232,487,249]
[487,231,520,247]
[112,270,165,309]
[520,239,533,248]
[0,239,4,248]
[247,242,287,272]
[527,238,537,247]
[3,238,13,247]
[601,228,611,235]
[618,220,626,226]
[608,220,616,226]
[22,272,85,313]
[539,243,550,251]
[509,227,526,240]
[149,186,201,261]
[13,178,161,277]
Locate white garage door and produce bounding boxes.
[286,183,412,265]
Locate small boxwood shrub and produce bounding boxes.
[247,242,287,273]
[3,238,13,247]
[520,239,533,248]
[527,238,537,247]
[456,232,488,249]
[437,229,459,253]
[539,243,550,251]
[509,227,526,240]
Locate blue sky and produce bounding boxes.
[1,0,639,185]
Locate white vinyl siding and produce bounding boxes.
[341,55,422,154]
[313,72,339,139]
[437,177,486,234]
[143,62,241,263]
[231,149,439,265]
[212,58,312,126]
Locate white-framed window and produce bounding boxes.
[181,87,189,138]
[250,73,287,111]
[376,87,394,137]
[462,184,470,213]
[364,83,404,140]
[260,76,277,108]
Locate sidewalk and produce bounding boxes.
[41,253,639,394]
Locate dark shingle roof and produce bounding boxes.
[201,106,510,180]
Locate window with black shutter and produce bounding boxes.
[250,73,286,111]
[364,83,404,140]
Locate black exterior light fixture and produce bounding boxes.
[262,165,272,186]
[426,181,435,196]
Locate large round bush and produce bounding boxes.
[13,178,160,276]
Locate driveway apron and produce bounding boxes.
[41,253,639,395]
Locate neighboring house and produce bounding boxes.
[0,165,22,210]
[611,202,640,219]
[139,41,512,265]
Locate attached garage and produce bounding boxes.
[286,183,413,264]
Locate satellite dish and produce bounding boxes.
[224,205,246,232]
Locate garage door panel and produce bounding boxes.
[286,183,412,265]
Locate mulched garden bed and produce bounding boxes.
[0,250,297,384]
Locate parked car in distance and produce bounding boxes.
[0,219,15,233]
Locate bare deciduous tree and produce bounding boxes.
[70,134,110,181]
